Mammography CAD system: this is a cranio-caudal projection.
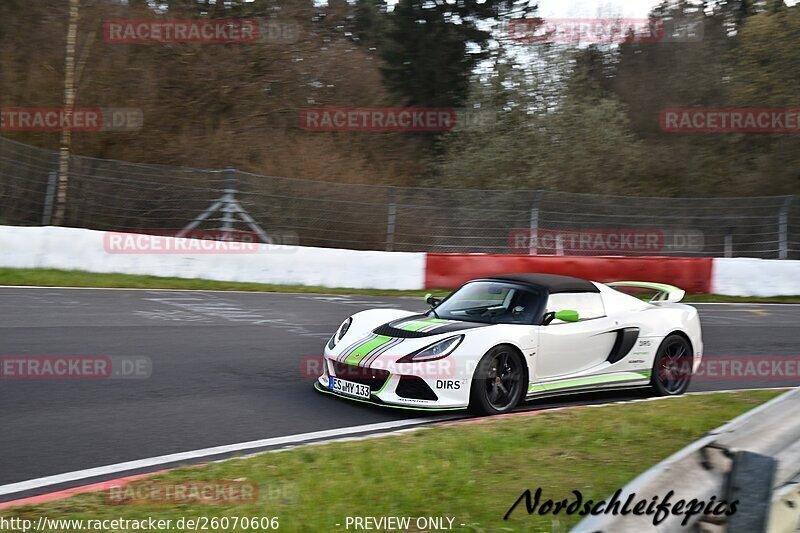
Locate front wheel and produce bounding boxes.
[651,334,693,396]
[469,345,526,416]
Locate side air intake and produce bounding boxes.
[607,328,640,364]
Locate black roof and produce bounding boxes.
[483,273,599,294]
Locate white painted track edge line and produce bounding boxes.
[0,417,444,497]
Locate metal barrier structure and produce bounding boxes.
[573,388,800,533]
[1,136,797,258]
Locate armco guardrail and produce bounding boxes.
[573,388,800,533]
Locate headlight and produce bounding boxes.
[398,335,464,363]
[327,317,353,350]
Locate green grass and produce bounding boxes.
[1,268,799,302]
[0,390,780,532]
[0,268,434,297]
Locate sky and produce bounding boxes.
[537,0,663,18]
[378,0,666,17]
[373,0,800,16]
[537,0,799,18]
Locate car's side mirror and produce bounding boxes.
[554,310,580,323]
[543,309,580,325]
[424,293,442,307]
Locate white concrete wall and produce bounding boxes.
[0,226,426,290]
[3,226,800,296]
[712,257,800,297]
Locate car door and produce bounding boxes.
[534,292,618,379]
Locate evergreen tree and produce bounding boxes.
[379,0,532,107]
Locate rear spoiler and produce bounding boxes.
[607,281,686,303]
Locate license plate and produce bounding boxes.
[329,377,371,399]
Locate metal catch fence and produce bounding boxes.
[0,136,797,259]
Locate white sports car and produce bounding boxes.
[315,274,703,415]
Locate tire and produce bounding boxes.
[650,334,693,396]
[468,345,526,416]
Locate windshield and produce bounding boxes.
[431,281,544,325]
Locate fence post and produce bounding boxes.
[778,196,793,259]
[528,190,543,255]
[219,168,238,239]
[386,186,397,252]
[41,154,59,225]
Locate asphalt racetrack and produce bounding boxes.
[1,287,798,499]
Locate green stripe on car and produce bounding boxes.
[529,371,651,392]
[398,318,449,332]
[344,335,393,365]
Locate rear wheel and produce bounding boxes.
[651,334,693,396]
[469,345,526,416]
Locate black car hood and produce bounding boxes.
[372,314,491,339]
